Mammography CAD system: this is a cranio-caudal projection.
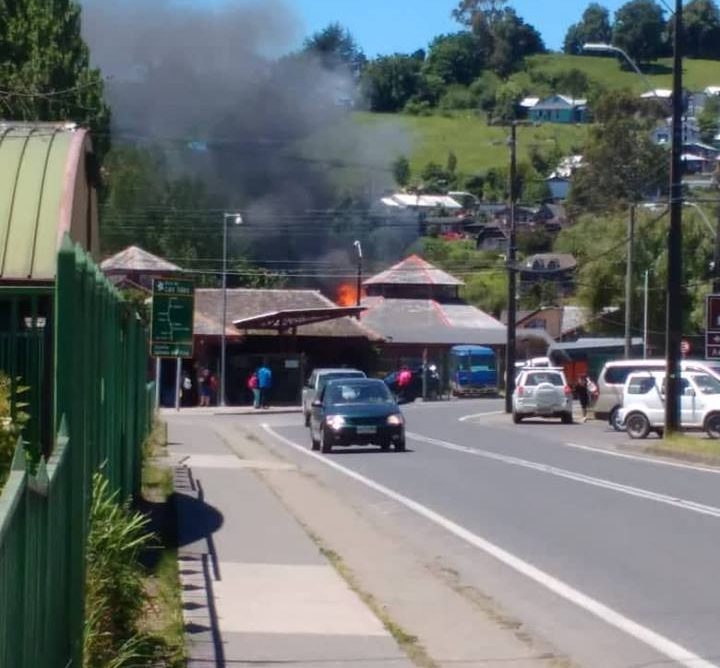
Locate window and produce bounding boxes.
[547,260,559,270]
[604,365,663,385]
[524,372,564,386]
[627,377,655,394]
[691,373,720,395]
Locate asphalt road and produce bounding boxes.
[246,399,720,667]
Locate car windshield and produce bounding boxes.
[691,373,720,395]
[524,372,564,386]
[326,382,394,405]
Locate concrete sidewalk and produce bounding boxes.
[160,405,302,417]
[167,416,412,668]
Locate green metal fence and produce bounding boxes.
[0,236,154,668]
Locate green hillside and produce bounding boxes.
[527,53,720,93]
[355,112,588,177]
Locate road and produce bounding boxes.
[233,399,720,667]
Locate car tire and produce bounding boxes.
[512,411,522,424]
[380,440,391,452]
[705,412,720,439]
[561,412,573,424]
[320,429,332,454]
[310,429,320,451]
[625,412,650,439]
[609,406,625,432]
[394,439,406,452]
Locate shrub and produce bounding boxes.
[0,372,29,486]
[84,472,154,667]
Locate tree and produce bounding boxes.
[612,0,666,64]
[303,22,367,77]
[452,0,509,27]
[360,54,422,112]
[392,155,411,186]
[425,32,486,85]
[670,0,720,59]
[0,0,111,159]
[563,3,612,55]
[487,9,545,77]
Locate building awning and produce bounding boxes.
[233,306,366,334]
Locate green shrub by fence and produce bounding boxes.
[0,236,154,668]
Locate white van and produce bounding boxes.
[595,358,720,430]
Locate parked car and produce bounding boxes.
[512,367,573,424]
[384,365,440,403]
[595,359,720,431]
[302,368,366,426]
[618,370,720,439]
[309,378,405,453]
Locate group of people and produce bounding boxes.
[247,362,272,409]
[180,366,218,407]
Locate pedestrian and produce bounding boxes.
[198,368,211,407]
[396,365,412,402]
[247,371,259,408]
[208,371,219,406]
[574,375,591,422]
[257,361,272,408]
[181,371,192,407]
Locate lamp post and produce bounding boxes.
[505,121,518,414]
[582,43,657,98]
[584,0,684,433]
[220,212,243,407]
[353,240,363,316]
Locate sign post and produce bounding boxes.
[151,278,195,408]
[705,295,720,359]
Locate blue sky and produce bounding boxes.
[252,1,639,56]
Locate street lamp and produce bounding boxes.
[584,0,684,433]
[353,240,363,316]
[582,43,657,97]
[220,212,243,407]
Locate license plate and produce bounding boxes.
[356,426,377,434]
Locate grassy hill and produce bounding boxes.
[527,53,720,92]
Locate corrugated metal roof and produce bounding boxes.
[101,245,182,273]
[0,123,83,281]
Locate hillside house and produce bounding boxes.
[520,253,577,296]
[528,95,588,124]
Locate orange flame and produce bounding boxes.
[336,283,359,307]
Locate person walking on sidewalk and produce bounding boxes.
[574,375,591,422]
[257,362,272,409]
[247,371,259,408]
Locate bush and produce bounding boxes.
[84,472,154,667]
[439,85,476,110]
[403,98,433,116]
[0,373,29,486]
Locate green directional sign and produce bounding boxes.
[151,278,195,358]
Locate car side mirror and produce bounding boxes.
[312,400,323,407]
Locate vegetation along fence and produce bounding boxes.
[0,236,154,668]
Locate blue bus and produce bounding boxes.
[449,345,498,396]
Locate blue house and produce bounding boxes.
[529,95,589,124]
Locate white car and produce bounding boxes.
[302,368,366,426]
[512,367,573,424]
[618,370,720,439]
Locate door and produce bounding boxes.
[679,378,700,426]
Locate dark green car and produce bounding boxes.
[309,378,406,454]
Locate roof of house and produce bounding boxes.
[0,122,93,281]
[705,86,720,96]
[193,288,379,339]
[520,96,540,108]
[360,297,506,345]
[363,254,464,287]
[641,89,672,99]
[532,95,587,110]
[380,193,463,210]
[100,245,182,273]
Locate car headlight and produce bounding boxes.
[326,415,346,430]
[386,414,404,426]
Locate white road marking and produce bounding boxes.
[458,410,505,422]
[409,432,720,519]
[563,441,720,474]
[262,423,717,668]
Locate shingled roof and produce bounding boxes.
[363,254,464,287]
[194,288,381,339]
[101,245,182,273]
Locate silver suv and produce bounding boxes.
[302,368,366,426]
[512,367,573,424]
[594,359,720,430]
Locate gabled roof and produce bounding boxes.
[363,254,464,287]
[0,122,96,281]
[532,95,587,110]
[360,297,505,345]
[101,245,182,273]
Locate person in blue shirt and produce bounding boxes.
[256,362,272,408]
